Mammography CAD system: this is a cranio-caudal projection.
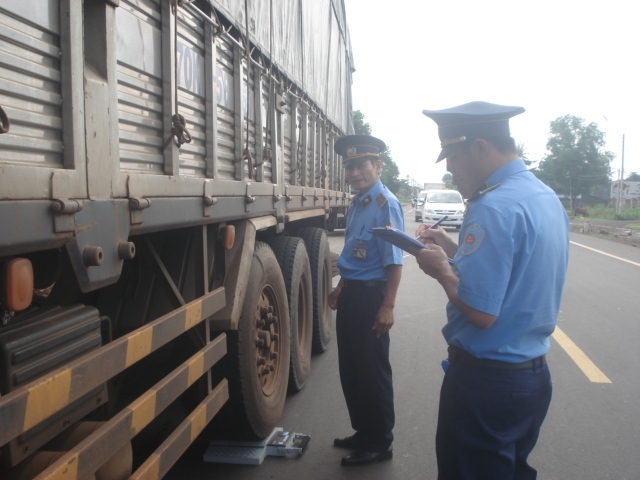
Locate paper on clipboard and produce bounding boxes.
[371,227,455,264]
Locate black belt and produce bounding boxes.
[448,346,546,371]
[342,279,387,288]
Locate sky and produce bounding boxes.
[343,0,640,187]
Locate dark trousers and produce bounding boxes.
[436,360,552,480]
[336,284,394,451]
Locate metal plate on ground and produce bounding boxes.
[203,428,310,466]
[203,443,268,465]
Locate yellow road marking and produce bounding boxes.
[571,241,640,267]
[552,326,611,383]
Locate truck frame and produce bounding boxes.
[0,1,354,478]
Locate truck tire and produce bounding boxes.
[268,237,313,393]
[227,242,291,439]
[296,227,333,353]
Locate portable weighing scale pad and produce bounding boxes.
[203,428,310,465]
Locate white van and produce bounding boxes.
[419,190,465,229]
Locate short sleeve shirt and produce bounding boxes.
[444,159,570,362]
[338,180,404,280]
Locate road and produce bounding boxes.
[166,205,640,480]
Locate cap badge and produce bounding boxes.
[346,147,356,157]
[441,136,467,148]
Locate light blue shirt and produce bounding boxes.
[444,159,570,362]
[338,180,404,280]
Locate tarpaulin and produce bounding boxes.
[209,0,354,133]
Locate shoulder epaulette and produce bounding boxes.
[468,183,500,203]
[376,193,388,207]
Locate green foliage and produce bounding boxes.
[442,172,454,189]
[353,110,372,135]
[626,172,640,181]
[352,110,403,194]
[584,205,640,222]
[516,142,534,166]
[533,115,613,208]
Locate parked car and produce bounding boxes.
[414,190,429,221]
[419,190,465,229]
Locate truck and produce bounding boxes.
[0,1,354,478]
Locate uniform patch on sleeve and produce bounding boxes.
[460,223,486,256]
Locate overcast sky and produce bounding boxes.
[344,0,640,187]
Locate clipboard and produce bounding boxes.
[371,227,455,264]
[370,227,428,254]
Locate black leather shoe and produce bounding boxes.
[333,434,362,449]
[341,447,393,466]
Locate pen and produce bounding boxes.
[429,215,449,229]
[415,215,450,240]
[416,215,449,239]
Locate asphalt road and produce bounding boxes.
[166,205,640,480]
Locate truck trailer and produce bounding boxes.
[0,1,354,478]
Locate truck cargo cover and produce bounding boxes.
[209,0,355,134]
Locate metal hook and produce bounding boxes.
[0,106,10,134]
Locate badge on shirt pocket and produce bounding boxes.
[353,242,368,259]
[353,231,373,259]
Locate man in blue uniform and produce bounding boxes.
[415,102,569,479]
[327,134,404,466]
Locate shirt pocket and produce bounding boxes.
[355,230,374,244]
[352,230,374,259]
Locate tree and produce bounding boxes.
[534,115,613,211]
[626,172,640,182]
[353,110,372,136]
[442,173,454,189]
[352,110,403,194]
[516,142,534,167]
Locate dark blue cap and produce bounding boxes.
[334,134,386,165]
[422,101,525,162]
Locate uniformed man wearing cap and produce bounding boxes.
[415,102,569,479]
[327,134,403,466]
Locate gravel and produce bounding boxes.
[569,218,640,247]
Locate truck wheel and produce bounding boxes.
[268,237,313,392]
[228,242,291,439]
[296,227,332,353]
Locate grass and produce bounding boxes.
[582,206,640,221]
[569,206,640,230]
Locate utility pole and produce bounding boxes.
[617,134,625,214]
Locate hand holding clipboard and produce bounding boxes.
[371,226,454,264]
